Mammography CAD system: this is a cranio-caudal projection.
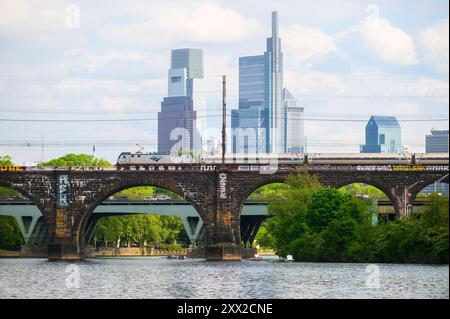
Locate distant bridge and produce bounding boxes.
[0,196,433,248]
[0,199,268,247]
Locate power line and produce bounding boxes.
[0,116,447,123]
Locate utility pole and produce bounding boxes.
[434,174,448,194]
[41,130,45,163]
[222,75,226,167]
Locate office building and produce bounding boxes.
[361,116,403,154]
[158,49,205,154]
[423,129,449,195]
[284,88,304,153]
[157,96,197,154]
[426,129,449,153]
[167,49,205,148]
[232,11,285,154]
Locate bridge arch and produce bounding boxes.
[417,180,449,195]
[0,180,49,219]
[0,183,48,249]
[237,180,288,249]
[76,182,205,254]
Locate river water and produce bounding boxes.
[0,257,448,299]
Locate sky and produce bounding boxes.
[0,0,448,165]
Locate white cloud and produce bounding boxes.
[417,19,449,74]
[281,25,336,63]
[98,2,262,47]
[336,15,419,65]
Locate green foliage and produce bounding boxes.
[40,153,111,167]
[260,171,322,256]
[259,171,449,264]
[0,186,20,199]
[0,155,14,166]
[93,214,188,248]
[115,186,155,200]
[0,216,24,250]
[254,221,276,249]
[342,183,387,199]
[417,193,449,228]
[0,155,21,198]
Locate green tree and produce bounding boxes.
[0,155,21,198]
[40,154,111,167]
[254,221,276,249]
[0,155,14,166]
[343,183,387,199]
[418,193,449,228]
[262,171,322,256]
[115,186,155,200]
[0,216,24,250]
[305,188,354,233]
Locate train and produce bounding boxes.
[116,152,449,166]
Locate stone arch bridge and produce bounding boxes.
[0,163,448,260]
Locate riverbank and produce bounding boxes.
[0,246,274,259]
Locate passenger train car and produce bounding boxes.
[413,153,449,165]
[116,152,449,167]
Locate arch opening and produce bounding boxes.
[418,181,449,197]
[240,182,288,257]
[79,185,204,258]
[0,185,47,255]
[338,183,396,224]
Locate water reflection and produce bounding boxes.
[0,257,448,299]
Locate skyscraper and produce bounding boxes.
[284,88,304,153]
[232,11,285,154]
[361,116,403,154]
[168,49,205,148]
[426,129,449,153]
[158,49,204,154]
[422,129,449,195]
[158,96,197,154]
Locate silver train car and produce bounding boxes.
[116,152,449,166]
[305,153,413,165]
[414,153,449,165]
[202,153,305,165]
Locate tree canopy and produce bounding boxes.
[254,171,449,264]
[0,155,14,166]
[39,153,111,167]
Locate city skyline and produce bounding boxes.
[0,0,448,164]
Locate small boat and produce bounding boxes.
[285,255,294,262]
[250,253,262,261]
[178,255,187,260]
[167,255,177,259]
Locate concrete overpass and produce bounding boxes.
[0,199,269,246]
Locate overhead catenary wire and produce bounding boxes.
[0,115,447,123]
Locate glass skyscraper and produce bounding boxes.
[361,116,403,154]
[426,129,449,153]
[158,96,197,154]
[284,88,304,153]
[422,129,449,195]
[168,49,205,148]
[232,11,285,154]
[158,49,204,154]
